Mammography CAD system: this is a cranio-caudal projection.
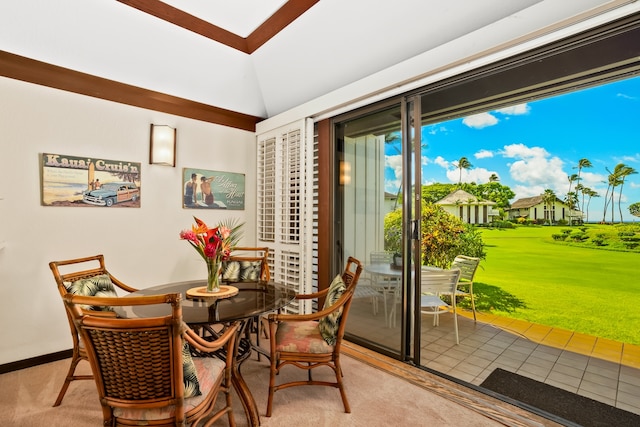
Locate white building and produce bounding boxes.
[435,189,499,225]
[507,195,582,223]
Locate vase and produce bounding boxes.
[206,258,222,292]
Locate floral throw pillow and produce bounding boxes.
[221,260,263,282]
[65,274,118,311]
[182,342,202,398]
[318,274,346,345]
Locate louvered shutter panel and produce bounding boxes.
[257,119,314,314]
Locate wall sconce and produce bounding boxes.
[339,160,351,185]
[149,124,176,166]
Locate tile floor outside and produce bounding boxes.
[347,297,640,417]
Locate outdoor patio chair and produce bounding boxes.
[420,267,462,344]
[449,255,481,321]
[369,251,400,326]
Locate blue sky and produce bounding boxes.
[384,75,640,222]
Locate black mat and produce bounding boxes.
[481,368,640,427]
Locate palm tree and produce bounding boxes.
[456,157,473,184]
[602,166,622,223]
[541,189,556,225]
[565,191,579,224]
[488,173,499,183]
[566,173,580,224]
[582,187,599,223]
[613,163,638,223]
[574,158,592,213]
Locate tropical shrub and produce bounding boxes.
[384,209,403,254]
[384,203,486,269]
[569,232,587,242]
[490,220,515,229]
[419,203,485,268]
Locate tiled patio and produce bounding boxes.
[347,299,640,417]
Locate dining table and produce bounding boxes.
[119,279,297,427]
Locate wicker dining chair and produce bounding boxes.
[222,247,271,357]
[266,256,363,417]
[64,292,239,427]
[221,246,271,283]
[49,254,139,407]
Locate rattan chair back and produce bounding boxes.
[227,246,271,282]
[266,256,363,417]
[48,254,138,407]
[64,292,238,427]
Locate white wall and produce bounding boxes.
[0,77,257,364]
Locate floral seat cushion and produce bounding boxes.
[275,320,334,354]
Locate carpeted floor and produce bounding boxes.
[481,368,640,427]
[1,352,513,427]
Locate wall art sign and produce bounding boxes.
[183,168,245,210]
[40,153,141,207]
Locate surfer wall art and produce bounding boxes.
[40,153,141,207]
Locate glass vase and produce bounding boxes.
[206,258,222,293]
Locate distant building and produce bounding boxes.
[384,191,398,214]
[506,195,582,223]
[435,189,499,224]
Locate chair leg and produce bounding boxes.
[334,356,351,413]
[470,292,477,322]
[453,309,459,345]
[225,385,236,427]
[266,322,278,417]
[53,353,87,407]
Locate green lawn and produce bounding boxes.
[473,225,640,345]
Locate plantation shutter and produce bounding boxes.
[257,118,315,314]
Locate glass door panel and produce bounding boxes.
[337,104,406,356]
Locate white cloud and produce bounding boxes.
[474,149,493,159]
[501,143,550,160]
[446,167,495,184]
[512,184,546,199]
[617,93,637,100]
[577,171,606,191]
[619,153,640,163]
[501,143,568,195]
[495,103,530,115]
[462,112,498,129]
[425,125,449,135]
[433,156,449,169]
[386,154,402,179]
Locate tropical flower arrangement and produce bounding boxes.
[179,217,244,292]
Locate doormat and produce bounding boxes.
[480,368,640,427]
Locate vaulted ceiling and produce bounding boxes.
[1,1,636,130]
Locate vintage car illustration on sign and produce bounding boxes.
[82,182,140,207]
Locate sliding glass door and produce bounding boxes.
[335,98,423,361]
